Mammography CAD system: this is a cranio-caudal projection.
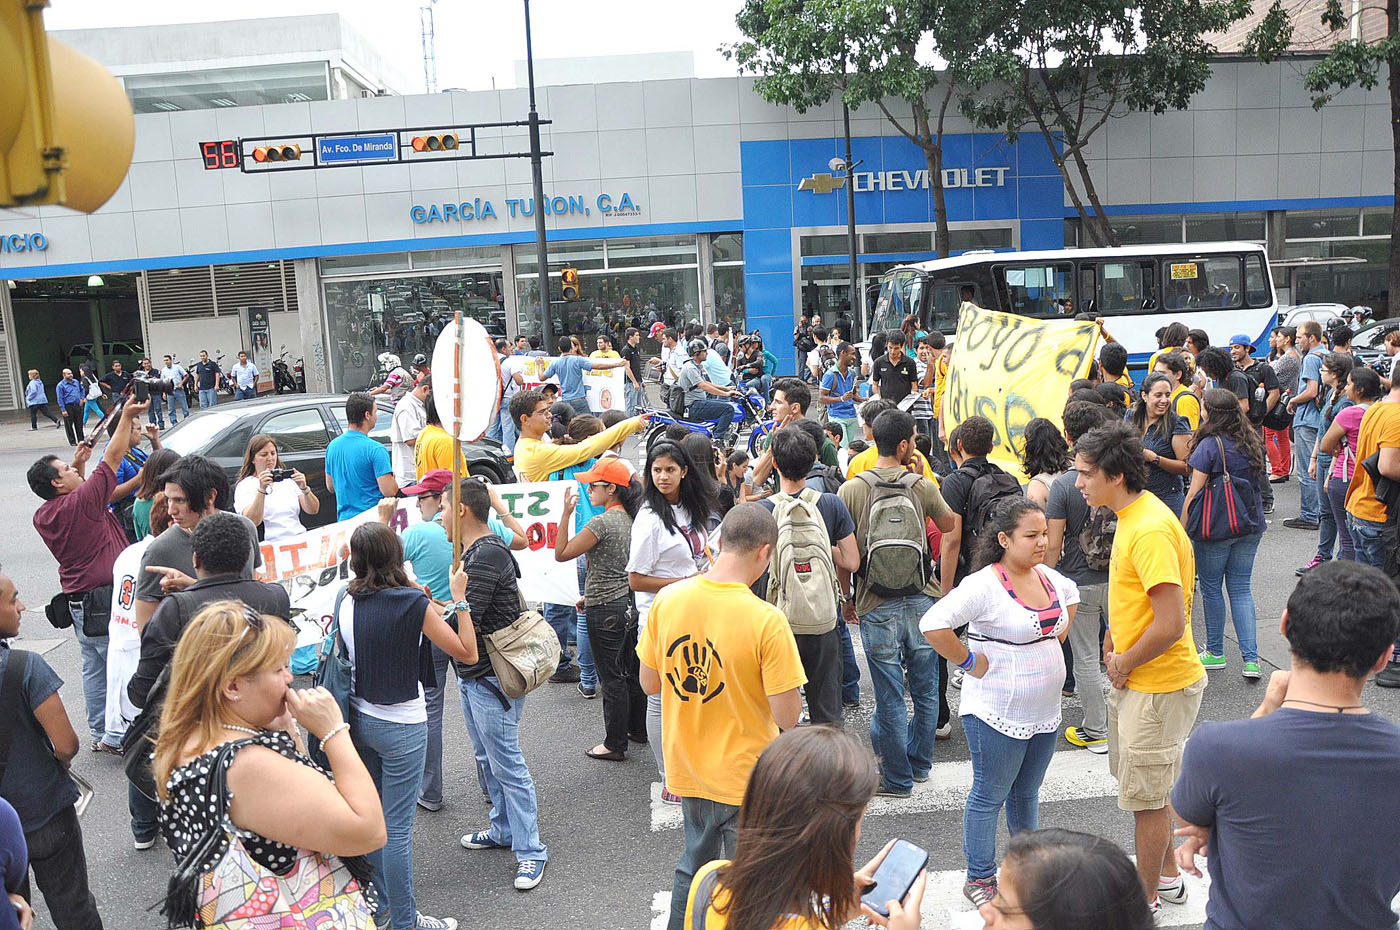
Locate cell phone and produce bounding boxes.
[132,379,149,403]
[860,839,928,918]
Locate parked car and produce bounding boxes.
[1280,303,1347,329]
[159,394,512,529]
[67,340,145,373]
[1351,317,1400,372]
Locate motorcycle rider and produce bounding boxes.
[678,339,741,440]
[412,352,431,384]
[368,352,414,403]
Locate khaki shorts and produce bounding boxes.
[1107,676,1206,812]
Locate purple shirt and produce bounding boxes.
[33,462,128,593]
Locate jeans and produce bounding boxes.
[859,594,938,793]
[1348,514,1398,653]
[794,628,843,726]
[837,621,860,705]
[1327,481,1356,562]
[486,406,503,443]
[350,711,427,930]
[498,404,518,455]
[236,386,256,400]
[61,402,83,445]
[587,598,647,752]
[165,389,188,423]
[624,379,641,415]
[543,602,577,671]
[741,374,772,400]
[1264,426,1291,477]
[198,388,218,408]
[667,797,739,930]
[647,692,665,778]
[459,676,547,862]
[21,806,103,930]
[66,600,119,746]
[962,717,1057,880]
[129,780,160,844]
[421,645,455,806]
[688,397,734,437]
[147,397,164,429]
[1293,425,1320,522]
[29,403,58,428]
[1193,532,1262,663]
[1315,452,1336,558]
[829,415,858,449]
[1067,582,1108,738]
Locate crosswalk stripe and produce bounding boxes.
[649,859,1213,929]
[650,748,1118,832]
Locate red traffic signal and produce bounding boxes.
[253,144,301,163]
[561,267,580,301]
[411,134,458,153]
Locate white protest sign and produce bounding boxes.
[518,355,626,414]
[431,316,501,441]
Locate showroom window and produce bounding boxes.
[712,234,746,337]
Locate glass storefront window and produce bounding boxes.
[515,268,699,347]
[949,227,1013,252]
[320,253,411,276]
[863,231,930,253]
[1363,207,1393,237]
[324,271,505,392]
[1185,213,1265,242]
[1109,216,1184,244]
[514,240,606,275]
[714,264,747,336]
[1286,209,1361,240]
[606,235,696,269]
[711,234,744,264]
[800,234,850,256]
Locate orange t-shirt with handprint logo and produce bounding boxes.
[637,576,806,805]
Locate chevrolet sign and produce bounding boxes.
[798,167,1010,193]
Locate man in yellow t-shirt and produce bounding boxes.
[413,393,460,480]
[1072,421,1205,913]
[508,388,648,482]
[1345,391,1400,686]
[638,503,805,930]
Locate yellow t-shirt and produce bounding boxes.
[1169,385,1200,432]
[1346,401,1400,524]
[1107,492,1203,693]
[1147,346,1181,377]
[844,446,939,485]
[590,350,620,359]
[1114,372,1133,390]
[932,354,950,418]
[684,860,821,930]
[636,576,806,806]
[413,423,460,480]
[513,417,644,482]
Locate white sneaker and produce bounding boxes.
[951,666,965,689]
[415,913,457,930]
[935,721,952,740]
[1156,878,1188,904]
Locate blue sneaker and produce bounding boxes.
[460,830,505,850]
[514,859,546,890]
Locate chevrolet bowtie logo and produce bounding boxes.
[798,172,846,194]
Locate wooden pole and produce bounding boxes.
[451,311,465,568]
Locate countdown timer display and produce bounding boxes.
[199,140,239,170]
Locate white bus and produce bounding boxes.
[871,241,1278,370]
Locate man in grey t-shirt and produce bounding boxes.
[677,339,739,436]
[1045,402,1115,753]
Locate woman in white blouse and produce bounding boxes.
[235,434,319,542]
[920,497,1079,909]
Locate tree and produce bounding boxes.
[725,0,985,257]
[1243,0,1400,315]
[959,0,1255,247]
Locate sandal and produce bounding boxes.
[585,746,626,761]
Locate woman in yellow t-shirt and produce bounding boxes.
[683,728,926,930]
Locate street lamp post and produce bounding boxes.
[841,101,863,338]
[523,0,554,351]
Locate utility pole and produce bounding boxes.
[420,1,438,94]
[523,0,554,351]
[842,101,861,337]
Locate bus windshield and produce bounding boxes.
[873,269,922,334]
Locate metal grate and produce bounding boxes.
[0,308,14,409]
[146,267,216,322]
[282,260,299,314]
[213,262,289,315]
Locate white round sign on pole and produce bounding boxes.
[431,316,501,442]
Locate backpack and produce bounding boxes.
[766,489,840,635]
[855,471,932,598]
[809,343,836,382]
[805,462,845,496]
[959,461,1024,566]
[1240,363,1267,423]
[1077,505,1118,572]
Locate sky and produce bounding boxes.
[43,0,752,93]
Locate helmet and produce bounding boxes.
[412,353,428,368]
[378,352,401,369]
[687,339,709,357]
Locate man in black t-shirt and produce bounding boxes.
[192,349,223,409]
[99,359,132,397]
[871,330,918,404]
[621,326,645,414]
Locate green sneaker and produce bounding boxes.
[1242,662,1261,680]
[1198,651,1227,671]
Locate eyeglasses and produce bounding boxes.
[986,889,1027,918]
[416,492,442,501]
[232,605,265,649]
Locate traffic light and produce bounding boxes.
[253,144,301,163]
[0,0,135,212]
[411,133,458,152]
[561,267,580,301]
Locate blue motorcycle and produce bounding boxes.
[642,387,769,456]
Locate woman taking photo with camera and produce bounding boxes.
[684,726,926,930]
[235,434,319,542]
[152,600,386,928]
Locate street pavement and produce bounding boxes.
[4,417,1398,929]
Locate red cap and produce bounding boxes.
[400,469,453,495]
[574,456,635,487]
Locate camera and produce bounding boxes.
[269,468,295,481]
[132,380,149,403]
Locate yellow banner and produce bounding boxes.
[940,306,1102,475]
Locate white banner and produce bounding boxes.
[516,355,627,414]
[255,481,580,665]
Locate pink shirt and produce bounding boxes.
[1331,404,1370,481]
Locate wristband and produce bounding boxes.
[450,600,470,615]
[957,652,978,672]
[318,722,350,746]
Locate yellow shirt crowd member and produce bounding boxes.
[636,576,806,806]
[845,445,939,485]
[1107,491,1204,693]
[1346,401,1400,524]
[932,353,950,422]
[1168,384,1200,431]
[513,416,645,482]
[414,422,460,480]
[685,860,819,930]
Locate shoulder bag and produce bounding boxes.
[307,587,352,769]
[1185,437,1262,541]
[484,593,561,700]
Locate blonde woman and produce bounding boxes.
[153,601,386,928]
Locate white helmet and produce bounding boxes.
[378,352,401,370]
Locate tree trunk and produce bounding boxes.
[1389,0,1400,318]
[912,101,951,257]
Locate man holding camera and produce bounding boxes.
[29,396,151,753]
[159,354,189,425]
[134,358,167,429]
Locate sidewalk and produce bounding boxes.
[1,417,104,456]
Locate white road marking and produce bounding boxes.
[651,749,1118,832]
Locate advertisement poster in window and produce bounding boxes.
[245,306,274,392]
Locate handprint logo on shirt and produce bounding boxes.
[664,634,725,704]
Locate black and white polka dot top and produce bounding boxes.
[160,731,327,875]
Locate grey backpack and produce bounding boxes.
[855,471,931,598]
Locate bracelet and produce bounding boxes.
[318,722,350,746]
[957,652,978,672]
[450,600,470,614]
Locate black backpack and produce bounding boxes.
[958,461,1024,569]
[1240,364,1267,423]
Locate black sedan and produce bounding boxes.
[159,394,512,528]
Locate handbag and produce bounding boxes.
[307,587,352,770]
[160,740,374,930]
[1185,437,1262,541]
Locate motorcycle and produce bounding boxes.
[272,347,302,394]
[641,386,768,456]
[293,355,306,393]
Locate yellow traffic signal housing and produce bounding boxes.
[561,267,580,301]
[253,144,302,163]
[411,134,458,152]
[0,0,134,212]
